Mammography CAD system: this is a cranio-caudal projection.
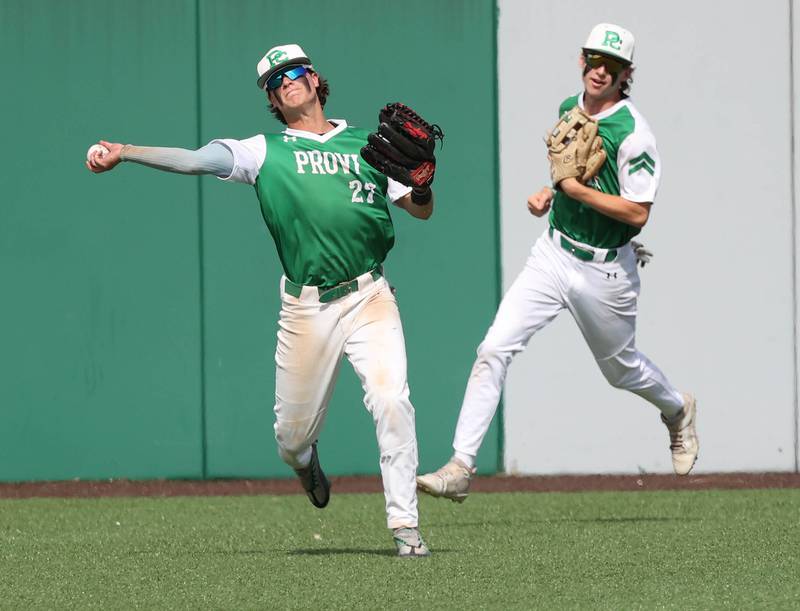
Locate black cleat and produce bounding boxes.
[294,442,331,508]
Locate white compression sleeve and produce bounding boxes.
[119,142,234,177]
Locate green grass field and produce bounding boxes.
[1,488,799,609]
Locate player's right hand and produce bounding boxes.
[527,187,554,217]
[86,140,123,173]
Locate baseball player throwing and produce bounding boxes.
[87,43,441,557]
[417,23,698,501]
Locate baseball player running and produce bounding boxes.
[417,23,698,501]
[86,43,441,558]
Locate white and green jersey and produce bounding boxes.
[212,120,411,287]
[550,95,661,248]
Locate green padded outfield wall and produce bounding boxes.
[0,1,205,481]
[0,0,500,481]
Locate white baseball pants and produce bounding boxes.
[453,228,684,460]
[273,271,419,530]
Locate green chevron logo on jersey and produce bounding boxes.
[629,152,655,176]
[603,31,622,50]
[267,50,289,66]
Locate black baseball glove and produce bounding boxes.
[360,103,444,205]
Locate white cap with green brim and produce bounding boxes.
[256,44,312,90]
[582,23,635,65]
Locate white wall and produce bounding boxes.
[793,0,800,471]
[498,0,798,473]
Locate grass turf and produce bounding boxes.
[1,488,798,609]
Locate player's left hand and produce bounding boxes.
[630,240,653,267]
[546,106,606,186]
[361,103,444,205]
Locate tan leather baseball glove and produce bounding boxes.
[545,106,607,185]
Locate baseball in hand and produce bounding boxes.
[86,144,110,162]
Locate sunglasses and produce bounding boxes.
[265,65,310,91]
[583,53,628,79]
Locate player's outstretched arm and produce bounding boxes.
[86,141,234,177]
[397,190,434,220]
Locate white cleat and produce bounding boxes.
[661,393,699,476]
[416,458,475,502]
[393,527,431,558]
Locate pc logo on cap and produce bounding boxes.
[257,43,312,89]
[582,23,634,64]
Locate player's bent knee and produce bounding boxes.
[476,339,514,367]
[597,359,642,390]
[366,389,413,419]
[471,341,517,384]
[367,393,415,437]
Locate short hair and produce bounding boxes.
[268,70,330,125]
[620,66,634,98]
